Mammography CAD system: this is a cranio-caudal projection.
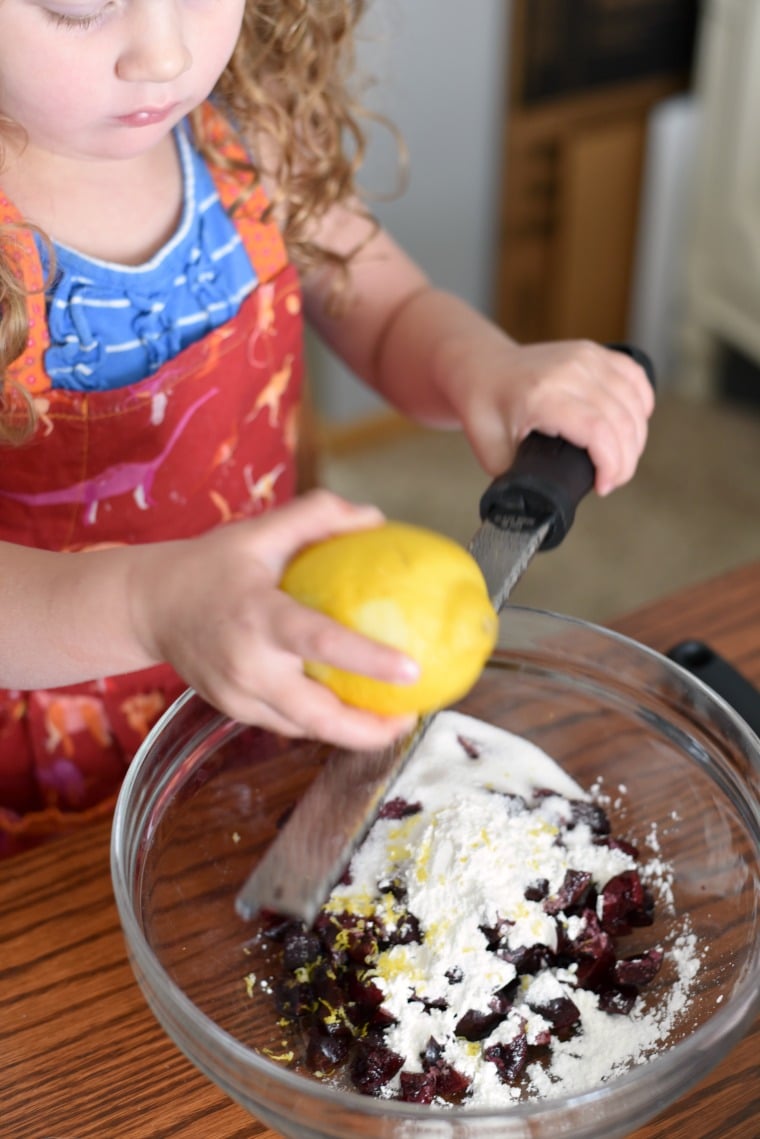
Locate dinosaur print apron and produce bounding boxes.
[0,105,303,854]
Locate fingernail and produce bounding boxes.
[397,657,421,683]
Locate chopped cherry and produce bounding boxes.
[410,991,448,1013]
[594,835,640,859]
[480,917,513,951]
[569,799,611,835]
[345,972,384,1010]
[527,996,580,1035]
[306,1026,352,1072]
[421,1035,444,1069]
[558,909,615,978]
[484,1032,529,1082]
[275,979,316,1018]
[378,797,422,819]
[385,912,422,947]
[524,878,549,902]
[599,870,646,935]
[377,876,407,902]
[400,1070,437,1103]
[369,1005,398,1029]
[282,927,322,970]
[351,1043,405,1095]
[434,1061,471,1103]
[454,1007,505,1041]
[598,985,639,1015]
[576,952,615,993]
[497,942,554,974]
[490,978,520,1011]
[614,948,664,987]
[544,869,593,915]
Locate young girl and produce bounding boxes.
[0,0,653,852]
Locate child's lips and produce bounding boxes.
[116,104,178,127]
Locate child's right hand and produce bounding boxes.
[129,490,419,750]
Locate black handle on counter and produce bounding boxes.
[666,640,760,739]
[479,342,656,551]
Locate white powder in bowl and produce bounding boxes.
[263,711,700,1107]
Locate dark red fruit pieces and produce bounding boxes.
[484,1031,529,1083]
[351,1043,404,1095]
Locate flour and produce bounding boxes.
[272,711,700,1106]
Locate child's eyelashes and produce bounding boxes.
[44,5,108,30]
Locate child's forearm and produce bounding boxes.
[369,284,508,427]
[306,217,653,493]
[0,541,157,688]
[0,496,423,753]
[303,220,478,427]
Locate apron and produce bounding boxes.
[0,104,303,854]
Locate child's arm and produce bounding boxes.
[303,209,655,497]
[0,492,417,748]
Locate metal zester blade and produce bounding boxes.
[235,345,656,925]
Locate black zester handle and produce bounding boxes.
[479,343,656,551]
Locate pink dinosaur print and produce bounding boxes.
[0,387,218,525]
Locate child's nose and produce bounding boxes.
[116,0,192,83]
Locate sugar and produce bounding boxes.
[311,712,700,1105]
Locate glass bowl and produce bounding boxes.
[111,607,760,1139]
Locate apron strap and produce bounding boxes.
[0,196,52,396]
[198,102,290,285]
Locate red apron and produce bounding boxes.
[0,104,303,854]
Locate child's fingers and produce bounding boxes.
[239,489,387,574]
[270,593,420,685]
[259,680,417,750]
[195,658,417,750]
[217,683,416,750]
[605,347,656,420]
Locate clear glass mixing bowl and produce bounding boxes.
[111,607,760,1139]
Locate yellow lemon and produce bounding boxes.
[280,521,498,715]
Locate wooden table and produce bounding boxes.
[1,563,759,1139]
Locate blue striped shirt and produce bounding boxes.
[38,123,259,392]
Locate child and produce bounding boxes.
[0,0,653,850]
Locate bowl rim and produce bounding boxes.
[110,605,760,1124]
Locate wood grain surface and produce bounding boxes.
[1,562,758,1139]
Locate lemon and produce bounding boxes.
[280,521,498,715]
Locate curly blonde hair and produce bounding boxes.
[0,0,387,440]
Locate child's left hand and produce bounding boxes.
[423,321,655,497]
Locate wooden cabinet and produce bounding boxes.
[498,0,696,345]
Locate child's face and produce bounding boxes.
[0,0,246,164]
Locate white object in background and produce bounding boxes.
[307,0,510,425]
[627,94,701,387]
[677,0,760,398]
